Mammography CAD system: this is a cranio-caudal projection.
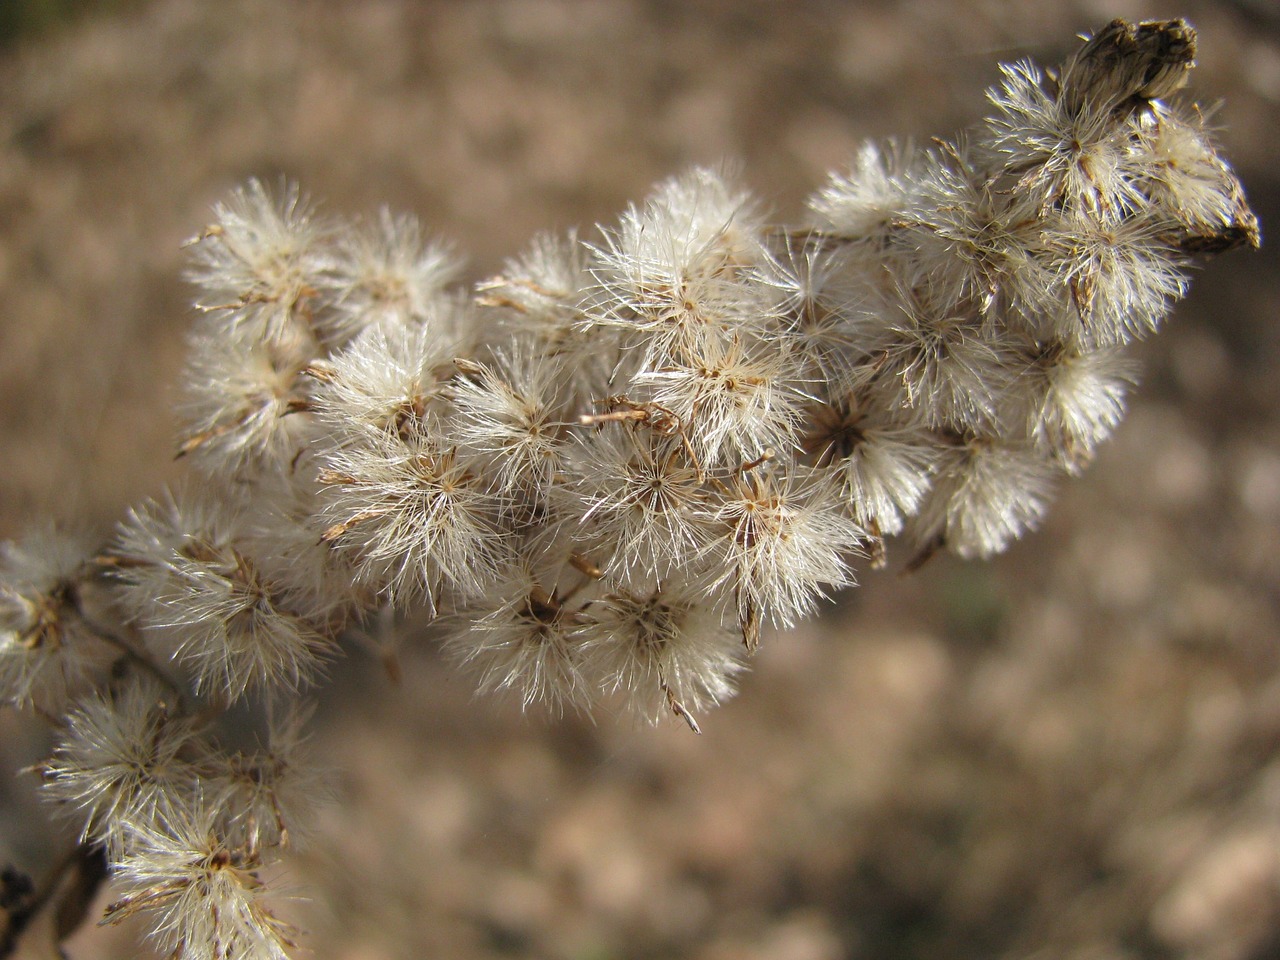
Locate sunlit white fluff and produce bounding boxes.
[1129,101,1259,246]
[238,476,367,626]
[1041,213,1189,347]
[586,166,778,364]
[758,242,869,382]
[894,147,1024,319]
[308,320,459,441]
[705,466,862,643]
[633,331,807,465]
[41,674,203,857]
[1014,341,1138,473]
[578,585,744,729]
[909,438,1057,560]
[315,207,461,347]
[178,317,319,480]
[205,704,325,853]
[446,564,591,714]
[985,59,1143,221]
[185,179,327,342]
[113,490,338,701]
[566,426,714,591]
[801,388,939,538]
[867,281,1018,432]
[449,344,569,502]
[478,229,591,341]
[476,230,618,406]
[0,525,109,712]
[104,798,296,960]
[317,425,509,611]
[807,139,916,242]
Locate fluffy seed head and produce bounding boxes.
[586,166,777,364]
[0,526,109,712]
[318,427,509,611]
[706,466,863,641]
[104,799,296,960]
[315,207,461,346]
[112,490,338,701]
[447,566,591,714]
[185,179,326,342]
[578,585,744,728]
[910,437,1058,560]
[178,318,319,480]
[449,345,569,503]
[567,426,713,590]
[41,675,203,857]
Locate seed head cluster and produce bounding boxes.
[0,21,1257,959]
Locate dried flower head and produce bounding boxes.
[0,526,110,712]
[185,179,326,342]
[113,490,339,701]
[41,675,203,857]
[578,585,744,730]
[318,426,510,610]
[104,799,297,960]
[315,207,461,346]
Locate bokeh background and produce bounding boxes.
[1,1,1278,958]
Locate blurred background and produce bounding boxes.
[0,1,1277,958]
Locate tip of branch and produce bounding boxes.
[1061,19,1197,117]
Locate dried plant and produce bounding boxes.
[0,19,1258,959]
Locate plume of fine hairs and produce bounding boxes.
[0,19,1257,960]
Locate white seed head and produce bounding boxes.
[446,565,592,714]
[449,344,569,502]
[807,139,917,241]
[758,242,869,382]
[1015,342,1138,472]
[238,476,367,626]
[578,585,744,727]
[801,392,939,537]
[309,320,459,442]
[705,466,863,634]
[586,166,777,364]
[316,207,462,347]
[1041,213,1189,347]
[185,178,326,342]
[178,317,320,480]
[105,798,296,960]
[566,426,714,591]
[869,281,1018,432]
[41,674,203,857]
[206,703,325,853]
[0,526,109,712]
[113,489,338,701]
[985,59,1142,220]
[910,438,1058,560]
[632,332,807,465]
[1129,101,1261,250]
[318,427,510,611]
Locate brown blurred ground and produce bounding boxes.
[1,1,1278,958]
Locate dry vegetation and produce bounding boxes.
[1,1,1278,958]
